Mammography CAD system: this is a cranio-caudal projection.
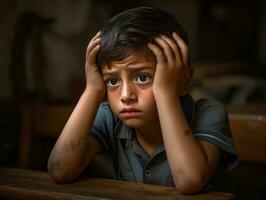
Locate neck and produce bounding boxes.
[135,123,162,156]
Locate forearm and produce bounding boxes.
[155,93,209,193]
[47,88,103,182]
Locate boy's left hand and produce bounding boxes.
[148,32,191,97]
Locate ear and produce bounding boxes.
[180,65,194,96]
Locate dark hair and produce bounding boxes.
[97,7,189,67]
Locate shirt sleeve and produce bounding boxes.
[90,102,118,152]
[192,98,238,172]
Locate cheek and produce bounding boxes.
[141,89,157,109]
[107,91,119,112]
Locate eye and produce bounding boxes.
[135,74,152,84]
[105,78,120,87]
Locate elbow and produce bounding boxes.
[48,171,70,184]
[47,161,74,184]
[174,172,207,194]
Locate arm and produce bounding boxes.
[148,33,220,194]
[47,32,105,183]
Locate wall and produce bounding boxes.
[0,0,265,102]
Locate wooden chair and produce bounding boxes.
[228,113,266,164]
[216,113,266,200]
[18,104,74,169]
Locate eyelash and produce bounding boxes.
[104,73,152,88]
[105,78,120,87]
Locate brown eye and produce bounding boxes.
[110,79,117,85]
[135,73,152,84]
[105,78,120,87]
[139,75,147,82]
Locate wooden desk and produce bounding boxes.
[0,168,235,200]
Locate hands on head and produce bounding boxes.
[148,32,193,97]
[85,31,106,97]
[85,31,193,98]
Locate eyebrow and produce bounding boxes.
[102,64,154,75]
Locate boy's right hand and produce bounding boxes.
[85,32,106,96]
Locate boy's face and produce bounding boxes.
[101,49,159,128]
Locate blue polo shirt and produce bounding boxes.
[89,95,238,187]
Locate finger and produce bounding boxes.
[160,34,182,65]
[154,36,174,64]
[86,37,101,57]
[173,32,189,66]
[91,31,101,41]
[89,44,100,59]
[147,42,167,64]
[86,31,101,52]
[87,44,100,65]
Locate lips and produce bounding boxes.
[120,108,142,118]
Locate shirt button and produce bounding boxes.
[145,170,152,177]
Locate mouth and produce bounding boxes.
[120,108,142,118]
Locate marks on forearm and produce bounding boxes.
[48,136,86,175]
[70,136,85,150]
[48,148,66,173]
[49,160,65,174]
[184,129,191,136]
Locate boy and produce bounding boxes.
[48,7,238,194]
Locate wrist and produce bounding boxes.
[153,87,178,101]
[155,91,182,109]
[84,87,105,102]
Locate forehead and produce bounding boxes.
[101,49,156,72]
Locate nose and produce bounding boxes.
[120,82,137,104]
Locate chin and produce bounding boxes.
[122,118,145,128]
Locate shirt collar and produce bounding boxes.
[115,121,134,139]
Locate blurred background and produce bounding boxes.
[0,0,265,199]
